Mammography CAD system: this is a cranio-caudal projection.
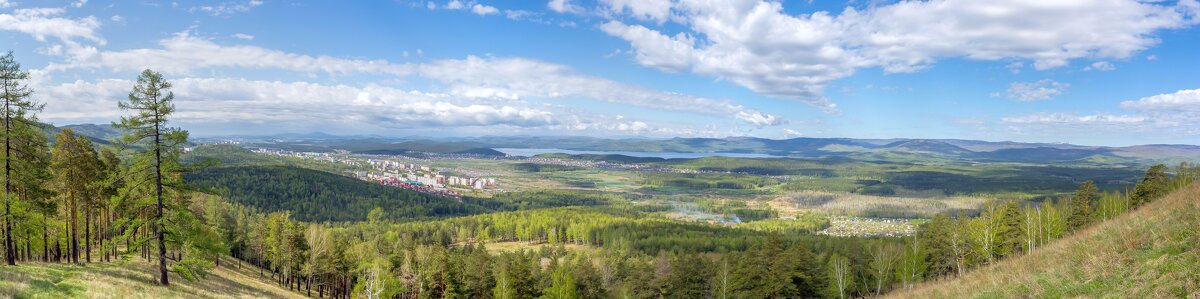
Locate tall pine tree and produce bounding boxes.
[1067,180,1099,231]
[114,69,190,285]
[1,51,42,265]
[1132,164,1168,207]
[50,129,101,265]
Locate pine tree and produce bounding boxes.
[98,149,121,262]
[1132,164,1168,207]
[9,112,51,263]
[995,202,1023,258]
[1067,180,1099,231]
[918,214,955,278]
[1,51,41,265]
[113,69,190,285]
[49,129,101,265]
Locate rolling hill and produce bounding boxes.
[183,165,489,222]
[880,139,973,155]
[204,132,1200,165]
[888,182,1200,298]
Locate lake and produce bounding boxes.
[493,148,782,159]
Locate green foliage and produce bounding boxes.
[1131,164,1169,207]
[855,184,896,196]
[1,50,46,265]
[886,166,1139,196]
[541,260,580,299]
[50,129,103,264]
[112,69,223,284]
[184,165,488,222]
[1068,180,1099,230]
[537,153,666,164]
[894,237,926,290]
[386,206,773,253]
[664,156,838,176]
[183,144,364,173]
[737,213,831,234]
[471,189,623,212]
[639,172,777,190]
[511,163,584,172]
[730,234,827,298]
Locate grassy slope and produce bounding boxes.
[0,256,306,299]
[890,183,1200,298]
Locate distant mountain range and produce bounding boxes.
[179,128,1200,165]
[39,123,124,146]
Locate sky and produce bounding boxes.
[1,0,1199,146]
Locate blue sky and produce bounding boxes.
[2,0,1199,146]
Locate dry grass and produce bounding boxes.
[0,256,306,298]
[888,183,1200,298]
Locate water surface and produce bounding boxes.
[494,148,781,159]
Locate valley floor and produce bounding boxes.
[0,256,306,298]
[888,183,1200,298]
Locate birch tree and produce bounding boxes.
[828,254,851,299]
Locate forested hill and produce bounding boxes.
[183,165,489,222]
[889,182,1200,298]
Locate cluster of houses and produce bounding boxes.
[817,217,916,238]
[250,147,498,195]
[358,159,497,190]
[251,148,364,167]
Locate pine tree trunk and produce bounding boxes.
[85,209,91,263]
[3,96,15,266]
[41,212,47,262]
[153,98,169,286]
[99,207,106,262]
[64,220,72,263]
[70,194,78,265]
[127,226,133,257]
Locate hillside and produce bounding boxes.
[0,256,305,298]
[184,165,489,222]
[888,183,1200,298]
[880,139,972,155]
[220,134,1200,165]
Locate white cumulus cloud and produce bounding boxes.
[419,56,783,126]
[0,8,104,44]
[1003,79,1069,102]
[36,78,560,129]
[1084,61,1116,72]
[1001,112,1145,125]
[598,0,1199,112]
[547,0,583,14]
[1120,88,1200,111]
[46,31,413,76]
[471,4,499,16]
[193,0,263,17]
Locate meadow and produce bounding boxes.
[889,181,1200,298]
[0,256,304,299]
